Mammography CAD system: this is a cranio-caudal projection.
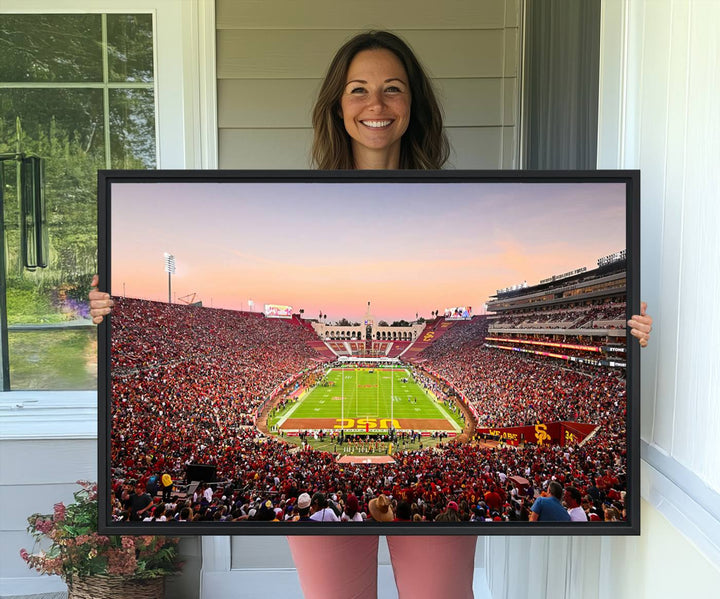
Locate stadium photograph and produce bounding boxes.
[103,174,634,532]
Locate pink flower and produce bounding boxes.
[19,548,29,562]
[34,518,54,535]
[121,537,135,550]
[53,503,66,522]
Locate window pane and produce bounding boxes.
[9,329,97,390]
[110,89,156,168]
[0,89,106,162]
[107,14,154,83]
[1,88,104,279]
[1,90,102,390]
[0,14,102,82]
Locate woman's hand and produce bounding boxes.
[89,274,114,324]
[627,301,652,348]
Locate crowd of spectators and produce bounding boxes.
[110,298,628,524]
[116,437,625,525]
[412,314,627,520]
[416,317,625,428]
[111,298,321,485]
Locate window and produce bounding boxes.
[0,13,156,389]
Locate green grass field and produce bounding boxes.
[272,367,464,434]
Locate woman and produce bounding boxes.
[310,31,447,170]
[341,493,364,522]
[90,30,653,599]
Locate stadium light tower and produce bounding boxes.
[164,252,175,304]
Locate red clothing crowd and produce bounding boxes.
[110,299,627,524]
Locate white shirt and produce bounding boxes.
[568,506,588,521]
[310,507,340,522]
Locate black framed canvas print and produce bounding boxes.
[97,170,640,535]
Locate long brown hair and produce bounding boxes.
[311,31,449,170]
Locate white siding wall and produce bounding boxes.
[216,0,522,169]
[486,1,720,597]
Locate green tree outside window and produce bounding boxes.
[0,13,155,390]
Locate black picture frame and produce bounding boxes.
[97,169,640,536]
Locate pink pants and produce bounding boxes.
[287,535,477,599]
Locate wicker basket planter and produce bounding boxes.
[67,575,165,599]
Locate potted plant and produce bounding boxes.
[20,481,182,599]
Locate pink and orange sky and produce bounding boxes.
[110,181,626,322]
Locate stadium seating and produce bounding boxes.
[109,298,627,525]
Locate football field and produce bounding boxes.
[276,367,463,434]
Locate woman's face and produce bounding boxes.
[340,48,411,168]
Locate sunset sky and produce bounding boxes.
[110,180,626,322]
